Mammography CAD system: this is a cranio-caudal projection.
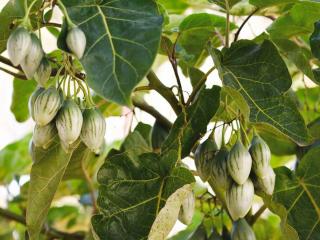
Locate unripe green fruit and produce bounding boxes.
[231,219,256,240]
[56,100,83,145]
[7,27,32,66]
[33,122,57,149]
[195,138,219,182]
[178,191,195,225]
[34,58,52,87]
[226,179,254,220]
[256,167,275,195]
[227,140,252,185]
[249,135,271,178]
[34,86,62,126]
[28,87,45,120]
[80,108,106,154]
[66,27,86,59]
[211,146,230,189]
[20,34,44,79]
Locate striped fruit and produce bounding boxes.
[7,27,32,66]
[80,108,106,154]
[56,100,83,145]
[34,86,62,126]
[28,87,45,120]
[178,191,195,225]
[249,135,271,178]
[231,218,256,240]
[226,179,254,220]
[33,122,57,149]
[20,33,44,79]
[34,57,52,87]
[195,137,219,182]
[256,167,275,195]
[227,140,252,185]
[211,146,230,189]
[66,27,86,59]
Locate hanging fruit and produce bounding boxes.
[227,139,252,185]
[249,134,271,178]
[195,137,219,182]
[66,27,87,59]
[231,218,256,240]
[81,108,106,154]
[226,179,254,220]
[33,86,62,126]
[56,99,83,145]
[20,33,44,79]
[7,27,32,66]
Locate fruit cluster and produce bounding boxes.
[28,85,106,153]
[195,132,275,240]
[7,24,104,154]
[7,26,86,86]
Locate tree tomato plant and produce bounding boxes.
[0,0,319,239]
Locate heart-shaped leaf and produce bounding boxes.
[210,40,310,146]
[270,146,320,239]
[60,0,163,105]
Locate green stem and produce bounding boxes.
[22,0,38,29]
[224,0,230,48]
[56,0,75,28]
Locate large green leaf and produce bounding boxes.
[91,121,194,239]
[0,134,32,184]
[271,146,320,239]
[60,0,163,105]
[162,86,221,159]
[26,139,75,239]
[10,78,36,122]
[26,139,95,239]
[210,40,310,146]
[268,2,320,39]
[249,0,296,8]
[178,13,235,66]
[92,154,194,239]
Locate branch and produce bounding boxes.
[234,8,260,42]
[186,66,216,106]
[0,207,85,239]
[0,55,86,80]
[147,71,181,115]
[248,204,267,225]
[132,98,172,129]
[0,66,27,80]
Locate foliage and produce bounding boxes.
[0,0,319,239]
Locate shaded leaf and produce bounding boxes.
[272,39,318,85]
[162,86,221,159]
[210,40,310,145]
[60,0,163,105]
[10,78,36,122]
[268,2,320,39]
[249,0,296,8]
[92,153,194,239]
[271,146,320,239]
[0,134,32,184]
[178,13,236,66]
